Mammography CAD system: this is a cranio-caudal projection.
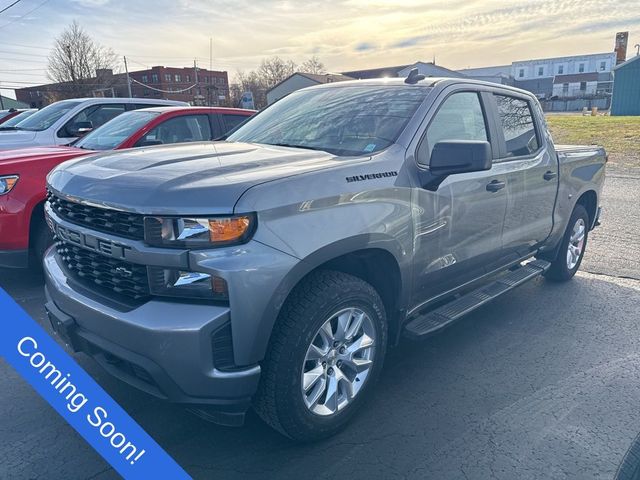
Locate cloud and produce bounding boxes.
[355,42,376,52]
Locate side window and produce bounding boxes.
[221,114,250,134]
[136,115,211,146]
[494,94,540,158]
[421,92,488,163]
[59,104,126,137]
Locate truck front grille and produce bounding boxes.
[47,191,145,241]
[55,239,151,301]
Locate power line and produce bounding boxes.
[129,77,197,93]
[0,56,48,64]
[0,49,49,58]
[0,41,49,50]
[0,0,52,29]
[0,0,23,15]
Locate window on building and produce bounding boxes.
[562,83,569,95]
[580,81,587,91]
[165,74,171,82]
[600,61,606,71]
[537,67,544,76]
[204,76,209,83]
[151,74,158,83]
[494,94,539,158]
[423,92,488,161]
[186,74,191,82]
[578,63,585,73]
[141,75,148,83]
[518,69,524,78]
[175,74,181,82]
[557,65,564,74]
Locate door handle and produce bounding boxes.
[486,179,506,192]
[543,170,557,181]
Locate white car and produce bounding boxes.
[0,98,187,150]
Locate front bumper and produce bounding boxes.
[43,250,261,416]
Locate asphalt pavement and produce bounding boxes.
[1,168,639,480]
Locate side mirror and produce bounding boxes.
[69,121,93,137]
[429,140,492,177]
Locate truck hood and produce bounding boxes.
[47,141,358,215]
[0,146,88,168]
[0,129,38,149]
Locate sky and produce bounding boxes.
[1,0,639,99]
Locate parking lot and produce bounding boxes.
[1,166,639,480]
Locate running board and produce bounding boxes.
[404,259,551,338]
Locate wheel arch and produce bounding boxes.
[250,235,409,364]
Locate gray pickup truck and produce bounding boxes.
[43,74,605,441]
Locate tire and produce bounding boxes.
[544,204,589,282]
[254,270,388,441]
[31,217,54,270]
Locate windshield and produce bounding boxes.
[0,110,36,128]
[75,110,160,150]
[16,100,82,132]
[227,85,431,156]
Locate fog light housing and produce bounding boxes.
[148,267,228,301]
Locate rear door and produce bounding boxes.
[488,93,558,260]
[410,88,510,305]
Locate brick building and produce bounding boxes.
[15,66,229,108]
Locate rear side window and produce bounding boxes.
[221,114,249,133]
[423,92,488,161]
[136,114,211,146]
[494,95,539,158]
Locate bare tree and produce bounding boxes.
[230,69,268,109]
[47,21,118,98]
[257,56,297,90]
[299,56,325,75]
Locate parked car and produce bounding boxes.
[0,106,255,268]
[0,109,38,131]
[0,98,187,150]
[43,76,605,441]
[0,108,30,125]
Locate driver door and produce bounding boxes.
[410,89,510,307]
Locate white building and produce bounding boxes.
[512,52,616,81]
[266,72,353,105]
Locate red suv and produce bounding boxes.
[0,106,255,268]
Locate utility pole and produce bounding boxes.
[193,59,198,105]
[123,56,132,98]
[209,37,213,106]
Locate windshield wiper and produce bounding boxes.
[270,143,327,152]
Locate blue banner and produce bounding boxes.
[0,287,191,480]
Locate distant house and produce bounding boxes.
[458,65,513,85]
[611,55,640,116]
[552,73,599,98]
[266,72,354,105]
[0,95,29,110]
[342,61,463,80]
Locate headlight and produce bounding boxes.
[148,267,229,301]
[0,175,19,195]
[144,214,256,248]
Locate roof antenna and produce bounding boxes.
[405,67,426,84]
